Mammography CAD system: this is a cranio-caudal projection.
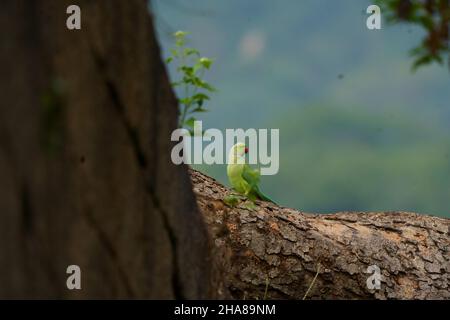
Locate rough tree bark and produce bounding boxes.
[0,0,211,299]
[192,170,450,300]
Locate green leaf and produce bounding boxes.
[174,31,188,46]
[187,128,195,136]
[193,63,202,74]
[192,93,210,102]
[182,76,194,85]
[165,30,216,128]
[412,54,433,71]
[192,107,208,113]
[242,201,257,210]
[199,81,216,92]
[192,77,216,92]
[184,47,200,57]
[432,54,444,65]
[409,45,425,57]
[180,66,194,76]
[174,30,188,39]
[418,16,434,31]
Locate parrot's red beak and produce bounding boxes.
[244,147,249,154]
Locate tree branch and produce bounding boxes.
[190,169,450,300]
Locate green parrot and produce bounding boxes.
[226,142,276,204]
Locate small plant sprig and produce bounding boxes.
[166,31,216,131]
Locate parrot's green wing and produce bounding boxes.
[242,165,277,204]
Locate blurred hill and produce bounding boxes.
[152,0,450,217]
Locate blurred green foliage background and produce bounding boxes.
[152,0,450,217]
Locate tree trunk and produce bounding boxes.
[192,169,450,300]
[0,0,211,299]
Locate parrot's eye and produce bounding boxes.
[244,147,249,154]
